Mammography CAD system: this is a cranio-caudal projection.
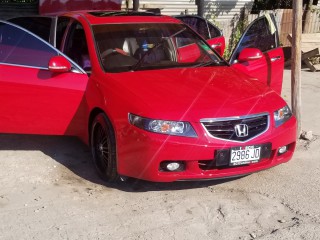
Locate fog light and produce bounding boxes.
[160,161,185,172]
[167,162,181,171]
[278,145,288,155]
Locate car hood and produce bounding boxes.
[106,67,286,121]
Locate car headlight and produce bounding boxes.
[274,105,292,127]
[129,113,197,137]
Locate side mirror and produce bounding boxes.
[48,56,71,73]
[206,38,225,56]
[238,48,263,62]
[211,42,223,56]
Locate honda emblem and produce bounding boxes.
[234,124,249,137]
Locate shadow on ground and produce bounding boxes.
[0,133,246,192]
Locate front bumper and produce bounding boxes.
[116,117,297,182]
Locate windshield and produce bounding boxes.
[93,23,226,73]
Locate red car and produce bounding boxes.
[0,11,296,182]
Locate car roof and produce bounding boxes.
[60,11,182,25]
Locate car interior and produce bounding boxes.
[64,26,91,72]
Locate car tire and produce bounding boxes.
[90,113,119,182]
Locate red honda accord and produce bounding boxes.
[0,11,296,182]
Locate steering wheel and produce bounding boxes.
[101,48,129,59]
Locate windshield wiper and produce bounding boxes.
[131,27,186,71]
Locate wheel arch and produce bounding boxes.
[88,107,116,143]
[89,108,119,182]
[88,107,104,135]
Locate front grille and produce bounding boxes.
[201,113,269,142]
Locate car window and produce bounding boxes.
[8,17,52,43]
[230,15,278,63]
[176,16,222,40]
[93,23,225,73]
[56,17,70,49]
[63,22,91,71]
[0,21,58,68]
[175,31,195,48]
[176,16,210,39]
[207,22,222,38]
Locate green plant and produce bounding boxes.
[224,18,248,59]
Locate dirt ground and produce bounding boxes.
[0,69,319,240]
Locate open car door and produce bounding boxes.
[175,15,226,56]
[229,13,284,94]
[0,21,88,136]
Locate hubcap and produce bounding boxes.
[99,144,104,152]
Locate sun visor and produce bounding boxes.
[39,0,122,15]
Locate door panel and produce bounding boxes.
[0,21,88,136]
[231,47,284,94]
[229,14,284,94]
[177,43,201,62]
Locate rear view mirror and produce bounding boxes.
[48,56,71,73]
[238,48,263,62]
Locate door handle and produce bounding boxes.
[211,43,221,48]
[271,56,281,62]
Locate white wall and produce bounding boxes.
[122,0,254,45]
[122,0,197,16]
[204,0,254,21]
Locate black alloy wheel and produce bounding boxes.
[90,113,118,182]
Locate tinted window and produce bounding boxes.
[230,16,277,63]
[0,22,57,68]
[177,16,210,39]
[64,22,91,71]
[208,22,222,38]
[8,17,52,42]
[56,17,70,49]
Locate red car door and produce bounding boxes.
[0,21,88,136]
[229,14,284,94]
[175,15,226,56]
